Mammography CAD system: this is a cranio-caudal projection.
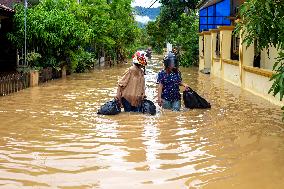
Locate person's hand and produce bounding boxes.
[157,98,163,107]
[183,84,189,91]
[115,94,122,106]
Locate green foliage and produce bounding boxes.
[145,1,199,65]
[26,51,42,68]
[269,52,284,100]
[235,0,284,52]
[107,0,140,62]
[8,0,139,72]
[172,12,199,67]
[146,19,166,53]
[67,48,95,73]
[236,0,284,118]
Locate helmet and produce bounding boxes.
[132,51,147,66]
[163,52,178,68]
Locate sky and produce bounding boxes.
[131,0,161,8]
[134,15,152,24]
[131,0,161,24]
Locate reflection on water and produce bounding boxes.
[0,56,283,189]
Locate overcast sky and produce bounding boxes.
[132,0,161,24]
[131,0,161,8]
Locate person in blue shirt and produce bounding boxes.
[157,53,189,111]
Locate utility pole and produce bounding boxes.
[24,0,27,66]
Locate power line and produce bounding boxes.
[148,0,159,9]
[137,0,159,16]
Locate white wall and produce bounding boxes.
[223,63,241,86]
[260,46,279,70]
[243,70,283,106]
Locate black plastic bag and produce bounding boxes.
[97,99,121,115]
[141,99,156,115]
[183,88,211,109]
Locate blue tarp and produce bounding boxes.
[199,0,231,32]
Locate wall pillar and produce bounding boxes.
[209,29,218,76]
[61,65,67,78]
[239,29,254,87]
[210,29,218,64]
[203,31,212,71]
[29,70,39,87]
[198,33,205,71]
[219,26,234,59]
[218,26,234,77]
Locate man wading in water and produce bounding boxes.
[115,51,147,112]
[157,52,189,111]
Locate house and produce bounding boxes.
[197,0,283,106]
[0,2,16,72]
[0,0,22,9]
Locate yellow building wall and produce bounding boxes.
[199,35,205,71]
[199,57,205,71]
[211,32,217,61]
[260,46,279,70]
[212,59,222,78]
[219,29,233,60]
[223,62,241,86]
[204,33,212,70]
[243,70,283,106]
[198,26,283,107]
[242,41,254,67]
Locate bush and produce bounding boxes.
[68,49,95,73]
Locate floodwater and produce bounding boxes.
[0,55,283,189]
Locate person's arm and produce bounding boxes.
[115,85,122,104]
[178,72,189,90]
[180,82,189,90]
[157,83,163,106]
[115,69,131,104]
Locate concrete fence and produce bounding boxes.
[199,26,283,106]
[0,66,67,96]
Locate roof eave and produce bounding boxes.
[0,4,15,13]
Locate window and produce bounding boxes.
[253,40,261,67]
[231,35,240,60]
[202,36,204,56]
[216,32,220,57]
[199,0,231,32]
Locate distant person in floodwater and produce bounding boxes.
[172,47,180,62]
[157,52,189,111]
[146,47,152,59]
[115,51,147,112]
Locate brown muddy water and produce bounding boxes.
[0,55,283,189]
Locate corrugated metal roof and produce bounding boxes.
[0,0,22,9]
[0,3,14,12]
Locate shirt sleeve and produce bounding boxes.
[118,69,131,88]
[157,71,164,84]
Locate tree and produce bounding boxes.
[146,18,166,53]
[235,0,284,118]
[108,0,140,62]
[9,0,91,69]
[8,0,139,71]
[174,12,199,67]
[146,0,199,66]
